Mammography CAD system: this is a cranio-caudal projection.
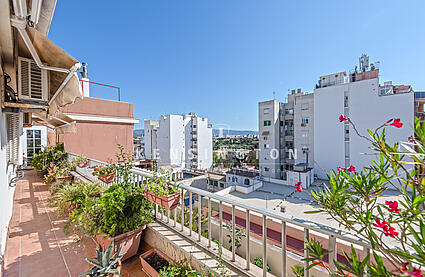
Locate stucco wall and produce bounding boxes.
[49,97,135,162]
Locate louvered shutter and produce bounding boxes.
[18,57,48,101]
[6,114,20,164]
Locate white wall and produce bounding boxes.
[314,78,414,179]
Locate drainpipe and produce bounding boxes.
[30,0,43,26]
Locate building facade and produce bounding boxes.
[144,113,213,170]
[258,89,314,186]
[314,69,414,179]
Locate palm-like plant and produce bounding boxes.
[80,241,123,277]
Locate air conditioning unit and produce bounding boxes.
[18,57,48,102]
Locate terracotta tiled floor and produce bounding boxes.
[3,170,148,277]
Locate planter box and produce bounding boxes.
[95,226,145,261]
[55,175,73,182]
[144,191,180,210]
[76,160,88,168]
[98,173,115,184]
[139,249,172,277]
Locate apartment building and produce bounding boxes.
[415,91,425,121]
[314,62,414,179]
[144,113,213,170]
[258,89,314,187]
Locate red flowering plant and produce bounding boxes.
[303,116,425,276]
[92,164,116,177]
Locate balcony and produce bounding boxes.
[4,155,374,277]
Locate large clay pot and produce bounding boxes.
[98,173,115,184]
[139,249,172,277]
[144,191,180,210]
[86,260,121,277]
[95,226,145,261]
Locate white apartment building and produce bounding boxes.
[258,55,414,185]
[314,66,414,179]
[144,113,213,170]
[258,89,314,187]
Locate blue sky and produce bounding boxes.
[49,0,425,130]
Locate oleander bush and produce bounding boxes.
[303,116,425,276]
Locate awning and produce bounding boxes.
[33,111,76,134]
[15,23,82,115]
[262,131,270,136]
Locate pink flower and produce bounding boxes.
[339,115,348,122]
[408,136,415,142]
[373,219,398,238]
[346,165,356,172]
[386,118,403,128]
[295,182,302,192]
[143,186,148,192]
[385,201,401,214]
[384,226,399,238]
[408,268,423,277]
[94,167,98,171]
[336,167,345,172]
[373,219,388,229]
[401,263,409,272]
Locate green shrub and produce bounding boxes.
[31,143,67,171]
[144,172,179,196]
[81,184,154,237]
[252,257,270,272]
[159,261,204,277]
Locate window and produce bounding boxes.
[264,167,269,172]
[264,120,271,126]
[301,104,309,111]
[263,136,268,140]
[264,144,269,149]
[26,129,42,163]
[213,180,218,187]
[244,179,250,185]
[263,108,270,115]
[301,131,309,138]
[301,117,309,126]
[280,121,284,126]
[219,182,224,188]
[209,180,214,185]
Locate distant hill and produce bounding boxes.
[212,129,258,136]
[133,129,257,137]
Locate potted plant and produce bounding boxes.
[80,241,123,277]
[144,173,180,210]
[79,183,154,261]
[74,155,89,168]
[55,167,73,182]
[92,164,116,184]
[140,249,172,277]
[31,143,67,176]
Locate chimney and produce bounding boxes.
[80,62,90,97]
[297,88,302,94]
[291,89,296,94]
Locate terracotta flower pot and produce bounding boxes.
[76,160,88,168]
[98,173,115,184]
[95,226,145,261]
[139,249,172,277]
[144,191,180,210]
[55,175,73,182]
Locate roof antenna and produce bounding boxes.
[273,91,276,100]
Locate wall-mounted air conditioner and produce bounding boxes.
[18,57,49,102]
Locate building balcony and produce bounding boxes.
[4,154,375,277]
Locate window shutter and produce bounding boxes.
[6,114,20,164]
[18,57,48,101]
